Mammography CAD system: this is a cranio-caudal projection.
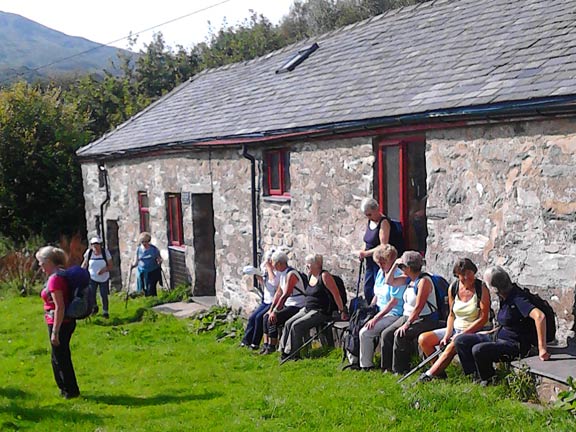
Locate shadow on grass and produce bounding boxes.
[0,386,30,399]
[89,307,147,326]
[84,391,223,406]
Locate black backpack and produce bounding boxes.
[514,284,557,343]
[325,274,348,315]
[450,279,495,329]
[56,266,94,320]
[342,305,378,362]
[386,217,405,256]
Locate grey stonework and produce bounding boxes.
[426,118,576,343]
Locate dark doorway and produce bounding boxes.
[376,138,428,254]
[192,193,216,296]
[106,220,122,291]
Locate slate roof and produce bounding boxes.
[78,0,576,158]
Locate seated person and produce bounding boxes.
[417,258,490,382]
[240,249,279,350]
[455,266,550,385]
[260,251,306,355]
[279,254,347,361]
[379,251,442,374]
[352,244,407,370]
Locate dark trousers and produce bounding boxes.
[363,257,378,304]
[455,333,521,381]
[48,321,79,397]
[139,267,161,296]
[89,279,109,313]
[242,302,271,347]
[380,315,441,373]
[263,306,300,339]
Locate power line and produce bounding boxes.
[1,0,233,85]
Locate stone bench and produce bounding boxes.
[511,344,576,403]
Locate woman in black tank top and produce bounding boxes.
[359,198,391,304]
[279,254,348,361]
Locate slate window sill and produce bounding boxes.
[262,196,291,204]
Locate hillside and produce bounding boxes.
[0,11,130,83]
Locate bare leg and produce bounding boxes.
[418,331,441,357]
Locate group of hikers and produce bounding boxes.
[37,196,552,400]
[240,197,552,386]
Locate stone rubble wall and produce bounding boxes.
[426,118,576,343]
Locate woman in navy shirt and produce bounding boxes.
[454,266,550,385]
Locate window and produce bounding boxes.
[264,150,291,196]
[166,193,184,246]
[276,42,319,74]
[138,192,150,233]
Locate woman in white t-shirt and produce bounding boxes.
[81,236,113,318]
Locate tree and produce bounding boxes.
[0,82,91,241]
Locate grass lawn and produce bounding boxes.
[1,292,575,431]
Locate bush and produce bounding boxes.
[504,364,539,403]
[556,376,576,416]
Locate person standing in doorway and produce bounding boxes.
[81,236,113,318]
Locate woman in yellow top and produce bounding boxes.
[417,258,490,381]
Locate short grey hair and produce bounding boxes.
[484,266,514,295]
[138,232,152,243]
[271,250,288,265]
[36,246,67,267]
[360,198,379,213]
[305,253,323,267]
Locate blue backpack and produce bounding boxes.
[57,266,94,319]
[414,272,450,321]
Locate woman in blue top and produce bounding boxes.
[131,232,162,296]
[356,244,408,370]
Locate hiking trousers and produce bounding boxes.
[263,306,300,339]
[242,302,271,347]
[279,308,329,355]
[358,315,399,368]
[89,279,109,314]
[47,321,80,397]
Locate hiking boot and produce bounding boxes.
[249,344,259,351]
[239,342,247,348]
[436,371,448,380]
[261,345,276,355]
[417,372,434,383]
[102,312,109,319]
[258,344,270,355]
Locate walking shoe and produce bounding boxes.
[261,345,276,355]
[258,344,269,354]
[239,342,247,348]
[102,312,109,319]
[417,372,434,383]
[249,344,259,351]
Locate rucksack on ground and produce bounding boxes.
[341,305,378,365]
[415,272,450,322]
[57,266,94,319]
[514,284,557,343]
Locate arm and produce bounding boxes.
[268,273,298,324]
[529,308,550,361]
[359,219,391,259]
[365,297,398,329]
[322,272,347,319]
[81,250,89,269]
[397,278,433,336]
[98,250,113,275]
[384,259,408,286]
[50,290,66,346]
[440,286,456,346]
[155,246,163,265]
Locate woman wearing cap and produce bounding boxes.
[37,246,80,399]
[455,266,550,385]
[81,236,113,318]
[379,250,442,374]
[416,258,490,382]
[240,250,279,350]
[131,232,162,296]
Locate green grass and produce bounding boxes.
[1,293,575,431]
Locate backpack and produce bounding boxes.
[87,248,110,267]
[414,272,450,321]
[514,284,557,343]
[286,266,309,296]
[450,278,495,329]
[386,217,405,256]
[57,266,94,320]
[342,305,378,362]
[325,274,348,315]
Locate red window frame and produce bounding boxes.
[138,192,150,233]
[265,149,290,196]
[166,193,184,246]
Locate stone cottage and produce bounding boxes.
[77,0,576,341]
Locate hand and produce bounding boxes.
[358,250,367,260]
[340,311,349,321]
[365,318,376,330]
[50,332,60,346]
[439,336,450,347]
[98,268,107,275]
[395,322,410,337]
[268,311,277,324]
[539,348,550,361]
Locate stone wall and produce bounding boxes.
[426,118,576,342]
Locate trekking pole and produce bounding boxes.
[352,260,364,313]
[160,267,170,291]
[124,266,134,309]
[397,345,446,383]
[280,321,335,365]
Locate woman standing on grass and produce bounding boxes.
[131,232,162,296]
[36,246,80,399]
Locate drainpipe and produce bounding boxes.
[241,145,259,291]
[98,163,110,251]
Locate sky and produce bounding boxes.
[0,0,296,50]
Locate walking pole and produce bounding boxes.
[124,266,134,309]
[397,345,446,383]
[280,321,335,365]
[352,260,364,313]
[160,267,170,291]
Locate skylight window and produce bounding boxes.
[276,42,319,74]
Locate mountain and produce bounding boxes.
[0,11,131,83]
